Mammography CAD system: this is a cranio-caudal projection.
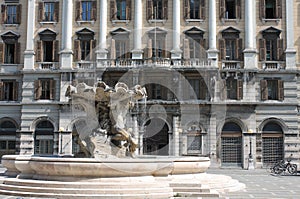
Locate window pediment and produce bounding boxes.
[1,30,20,43]
[76,28,95,41]
[261,26,281,37]
[38,28,57,41]
[147,27,167,35]
[221,27,240,38]
[110,27,130,35]
[184,27,205,36]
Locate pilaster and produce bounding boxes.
[132,0,143,59]
[171,0,182,59]
[207,0,218,67]
[24,0,36,70]
[96,0,108,65]
[244,0,257,69]
[285,0,296,69]
[60,0,73,69]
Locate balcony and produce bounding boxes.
[96,58,212,68]
[262,61,285,71]
[37,62,58,70]
[222,61,241,70]
[75,61,95,70]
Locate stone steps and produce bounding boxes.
[0,177,173,199]
[0,184,170,195]
[0,189,173,199]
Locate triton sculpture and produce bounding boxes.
[66,81,147,158]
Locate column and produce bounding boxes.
[132,0,143,59]
[96,0,108,65]
[60,0,73,69]
[244,0,257,69]
[171,0,182,59]
[207,0,218,67]
[285,0,296,69]
[23,0,35,70]
[132,116,139,156]
[173,115,180,156]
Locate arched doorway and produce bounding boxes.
[143,118,169,156]
[221,122,242,167]
[34,120,54,155]
[262,122,283,165]
[0,120,17,157]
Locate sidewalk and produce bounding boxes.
[207,168,300,198]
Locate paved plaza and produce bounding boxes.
[0,166,299,198]
[208,168,300,199]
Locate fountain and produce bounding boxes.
[0,81,244,198]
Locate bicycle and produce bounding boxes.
[270,159,297,175]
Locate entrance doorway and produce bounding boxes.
[143,118,169,155]
[262,122,283,166]
[221,122,242,167]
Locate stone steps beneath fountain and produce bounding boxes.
[0,177,173,198]
[0,189,173,199]
[2,177,164,189]
[170,182,220,198]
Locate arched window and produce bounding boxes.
[34,120,54,155]
[0,120,17,157]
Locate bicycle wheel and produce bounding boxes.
[273,165,283,174]
[287,164,297,175]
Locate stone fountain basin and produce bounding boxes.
[2,155,210,181]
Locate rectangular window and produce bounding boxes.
[4,43,15,64]
[6,5,17,24]
[0,80,18,101]
[189,38,201,59]
[261,79,284,101]
[41,79,51,100]
[43,41,53,62]
[190,0,200,19]
[220,0,240,20]
[266,39,276,61]
[225,39,236,60]
[115,40,127,59]
[35,79,56,100]
[151,37,165,58]
[260,0,281,20]
[80,40,91,60]
[225,0,236,19]
[3,81,14,100]
[35,139,53,155]
[265,0,276,19]
[147,0,168,20]
[188,79,200,99]
[226,79,237,99]
[187,133,202,152]
[44,2,55,21]
[153,0,163,19]
[117,0,126,20]
[81,1,92,21]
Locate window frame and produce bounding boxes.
[34,78,56,100]
[75,0,97,22]
[219,0,241,20]
[260,79,284,101]
[260,0,282,20]
[1,3,21,25]
[146,0,168,21]
[0,80,18,101]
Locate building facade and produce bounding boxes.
[0,0,300,169]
